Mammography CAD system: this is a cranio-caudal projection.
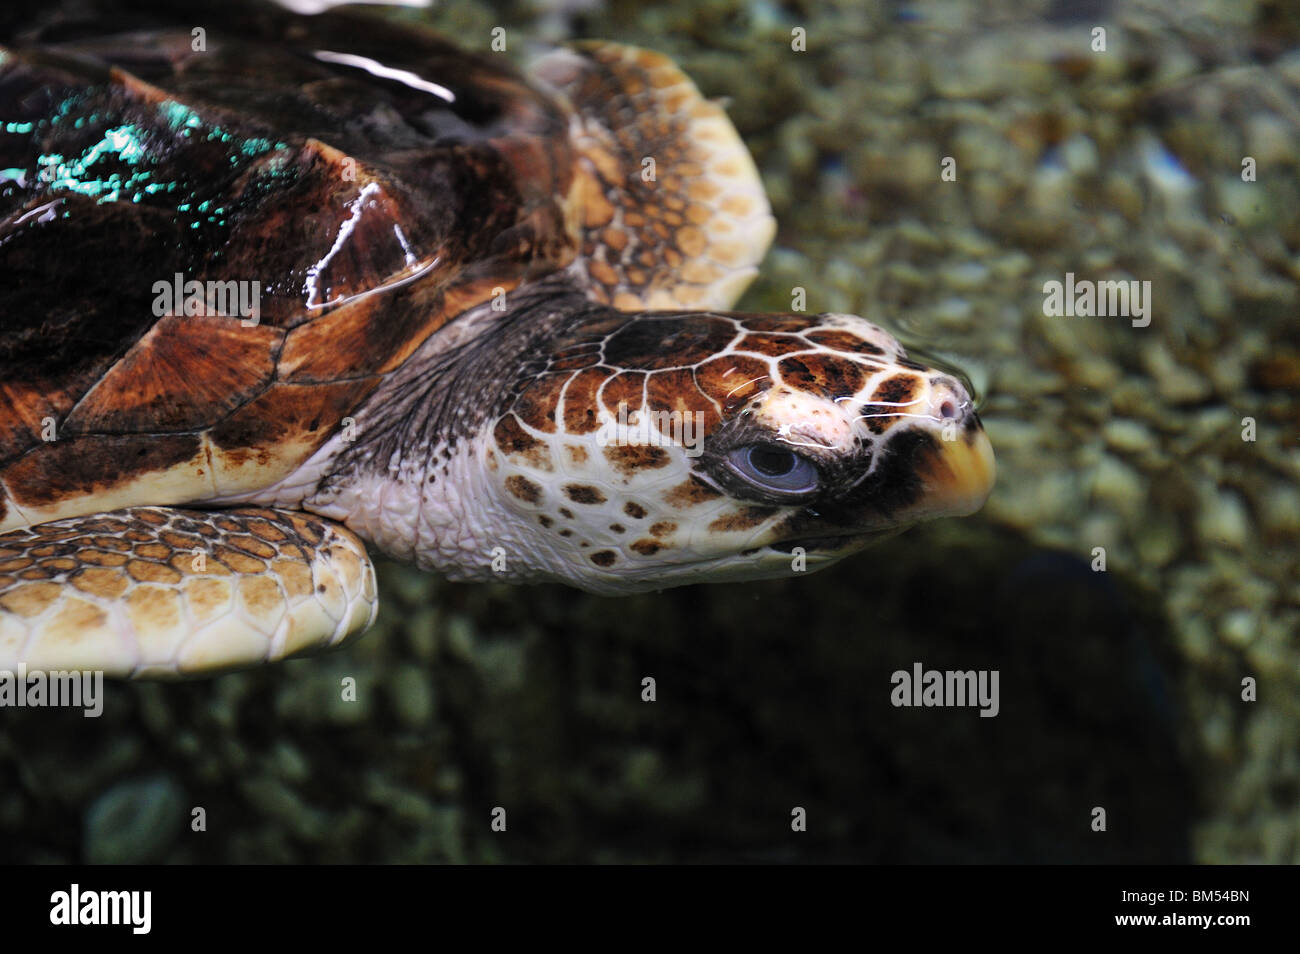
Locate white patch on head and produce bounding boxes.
[752,387,857,451]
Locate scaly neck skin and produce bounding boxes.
[298,272,598,578]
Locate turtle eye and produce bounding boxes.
[726,445,820,498]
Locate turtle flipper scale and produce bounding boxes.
[532,41,777,312]
[0,507,376,679]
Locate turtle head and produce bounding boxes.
[483,310,994,594]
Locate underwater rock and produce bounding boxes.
[83,774,186,864]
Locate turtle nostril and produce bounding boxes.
[930,375,971,422]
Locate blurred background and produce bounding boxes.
[0,0,1295,862]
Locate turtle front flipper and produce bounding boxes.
[0,507,376,679]
[532,41,776,312]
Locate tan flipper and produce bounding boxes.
[0,507,376,679]
[533,41,777,312]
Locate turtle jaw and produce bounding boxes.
[897,418,996,521]
[766,527,897,556]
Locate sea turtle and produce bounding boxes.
[0,5,994,678]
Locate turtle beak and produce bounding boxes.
[915,421,996,518]
[899,371,996,519]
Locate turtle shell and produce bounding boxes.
[0,7,580,531]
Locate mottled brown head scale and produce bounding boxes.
[486,310,994,592]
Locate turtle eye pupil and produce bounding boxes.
[748,447,796,477]
[723,444,821,500]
